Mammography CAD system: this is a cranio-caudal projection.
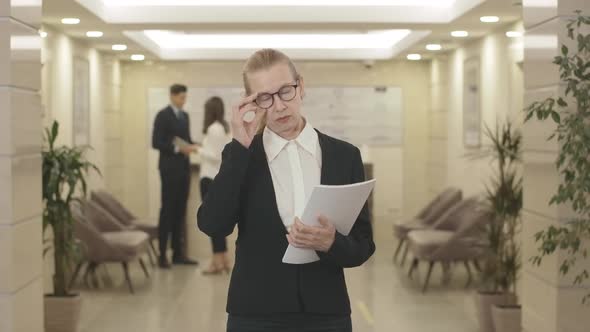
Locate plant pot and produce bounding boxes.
[491,304,521,332]
[44,293,82,332]
[474,291,517,332]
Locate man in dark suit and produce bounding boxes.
[152,84,199,268]
[198,49,374,332]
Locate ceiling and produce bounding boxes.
[41,0,523,62]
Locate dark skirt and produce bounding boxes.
[227,313,352,332]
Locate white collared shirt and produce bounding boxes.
[170,104,182,118]
[170,104,183,154]
[200,122,231,180]
[263,121,322,229]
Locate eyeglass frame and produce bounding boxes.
[254,80,300,109]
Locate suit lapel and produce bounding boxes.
[317,130,337,186]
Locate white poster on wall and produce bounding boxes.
[463,57,481,148]
[73,57,90,146]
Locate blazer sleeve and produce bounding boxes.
[197,139,251,237]
[185,112,194,144]
[316,147,375,268]
[152,112,176,154]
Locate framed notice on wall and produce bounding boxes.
[463,57,481,148]
[73,57,90,146]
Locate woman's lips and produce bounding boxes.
[277,115,290,123]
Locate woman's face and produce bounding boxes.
[246,63,305,139]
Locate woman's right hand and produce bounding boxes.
[231,93,267,148]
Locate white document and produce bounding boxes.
[173,136,191,148]
[282,179,376,264]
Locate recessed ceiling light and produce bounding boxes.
[506,31,523,38]
[112,44,128,51]
[426,44,441,51]
[39,30,47,38]
[480,16,500,23]
[61,18,80,25]
[407,54,421,60]
[86,31,104,38]
[451,31,469,38]
[131,54,145,61]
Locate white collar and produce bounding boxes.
[263,120,319,163]
[170,104,182,114]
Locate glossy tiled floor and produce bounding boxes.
[76,217,480,332]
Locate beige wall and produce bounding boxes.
[429,19,526,304]
[439,21,524,200]
[41,27,122,291]
[41,26,122,197]
[0,0,44,331]
[120,60,431,228]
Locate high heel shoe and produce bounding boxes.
[202,265,224,275]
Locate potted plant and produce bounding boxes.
[524,11,590,304]
[468,121,523,332]
[43,121,98,332]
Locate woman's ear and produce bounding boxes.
[299,76,305,99]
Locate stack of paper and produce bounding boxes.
[282,179,376,264]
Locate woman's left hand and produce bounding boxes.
[287,215,336,252]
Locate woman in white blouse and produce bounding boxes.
[199,96,232,275]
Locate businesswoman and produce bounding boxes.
[197,48,375,332]
[199,96,232,275]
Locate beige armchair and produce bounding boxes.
[70,201,151,294]
[393,187,462,264]
[91,190,159,263]
[405,197,491,292]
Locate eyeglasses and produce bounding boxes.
[254,82,299,109]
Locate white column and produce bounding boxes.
[522,1,590,331]
[0,1,44,332]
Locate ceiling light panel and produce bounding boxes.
[143,30,411,49]
[101,0,457,7]
[77,0,484,24]
[125,29,431,60]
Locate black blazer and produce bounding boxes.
[197,130,375,315]
[152,106,193,172]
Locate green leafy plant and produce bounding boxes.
[43,121,99,296]
[524,11,590,303]
[467,121,523,301]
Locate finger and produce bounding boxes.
[293,231,315,243]
[253,107,267,122]
[246,108,266,133]
[239,103,259,114]
[300,221,321,235]
[238,93,259,108]
[287,234,307,248]
[294,218,312,234]
[318,215,330,227]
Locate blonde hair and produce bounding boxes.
[242,49,300,134]
[242,49,300,95]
